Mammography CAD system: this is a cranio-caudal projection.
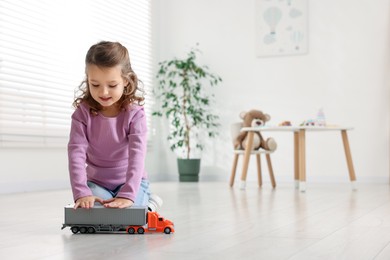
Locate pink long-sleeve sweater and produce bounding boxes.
[68,102,148,202]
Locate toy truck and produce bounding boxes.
[61,205,174,234]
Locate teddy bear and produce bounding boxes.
[234,110,277,151]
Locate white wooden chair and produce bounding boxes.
[230,122,276,189]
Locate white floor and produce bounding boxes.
[1,181,390,260]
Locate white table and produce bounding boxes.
[240,126,357,191]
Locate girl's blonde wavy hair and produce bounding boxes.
[73,41,145,114]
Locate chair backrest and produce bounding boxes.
[230,122,243,146]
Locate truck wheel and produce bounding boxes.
[127,227,135,234]
[87,227,96,234]
[164,227,171,234]
[71,226,79,234]
[80,227,87,234]
[137,227,145,234]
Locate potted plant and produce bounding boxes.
[152,46,222,182]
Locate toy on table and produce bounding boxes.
[234,109,277,151]
[62,205,174,234]
[278,121,292,126]
[300,108,326,127]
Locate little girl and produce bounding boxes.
[68,41,161,210]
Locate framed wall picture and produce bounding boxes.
[255,0,308,57]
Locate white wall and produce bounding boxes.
[0,148,68,193]
[0,147,161,193]
[152,0,390,183]
[0,0,389,193]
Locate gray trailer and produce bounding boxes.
[62,205,148,233]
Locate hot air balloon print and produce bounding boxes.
[256,0,308,57]
[263,7,282,35]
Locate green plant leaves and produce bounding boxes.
[152,46,222,159]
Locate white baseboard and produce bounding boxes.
[0,180,70,194]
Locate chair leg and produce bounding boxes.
[256,154,262,187]
[230,154,239,187]
[266,154,276,188]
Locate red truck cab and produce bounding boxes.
[126,211,174,234]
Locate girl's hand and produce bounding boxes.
[74,196,104,209]
[103,198,133,208]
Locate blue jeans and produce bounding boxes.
[87,179,150,206]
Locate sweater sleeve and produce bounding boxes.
[68,107,93,201]
[116,108,147,202]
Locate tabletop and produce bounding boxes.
[241,126,354,132]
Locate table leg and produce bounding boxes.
[294,132,300,189]
[240,131,254,189]
[298,129,306,192]
[230,154,239,187]
[341,130,357,190]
